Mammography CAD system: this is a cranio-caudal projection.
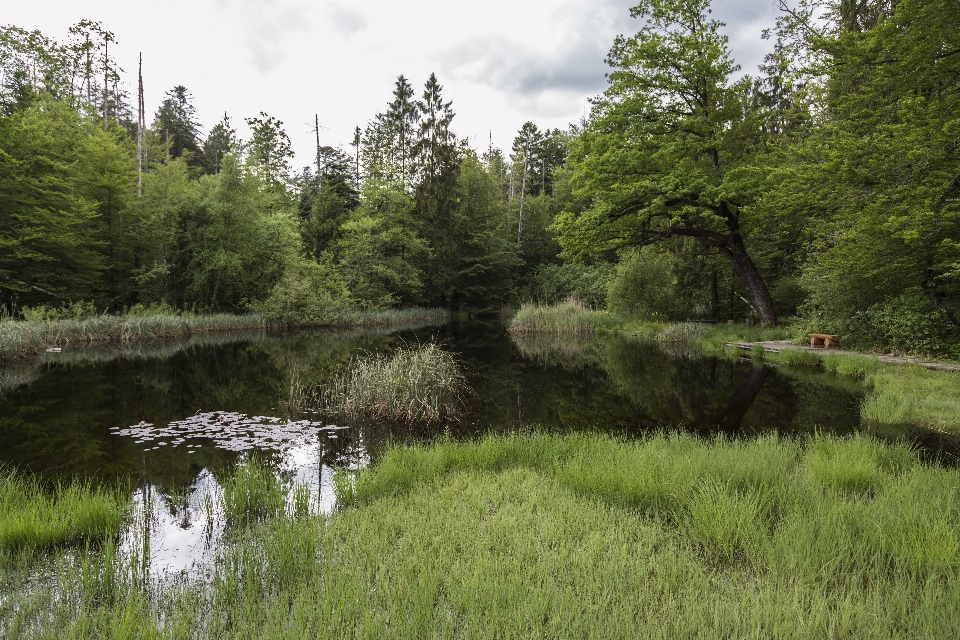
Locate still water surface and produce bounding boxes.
[1,321,954,575]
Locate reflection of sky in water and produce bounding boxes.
[115,414,367,579]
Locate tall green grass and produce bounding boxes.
[317,343,471,424]
[863,366,960,431]
[508,298,617,334]
[0,307,450,362]
[0,469,129,551]
[15,432,960,638]
[0,312,273,361]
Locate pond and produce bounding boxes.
[1,320,956,576]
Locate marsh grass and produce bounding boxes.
[508,298,617,334]
[14,431,960,638]
[220,457,286,525]
[0,469,128,551]
[318,342,471,424]
[862,366,960,430]
[0,312,273,361]
[655,321,707,343]
[0,307,449,362]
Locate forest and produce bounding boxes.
[1,0,958,357]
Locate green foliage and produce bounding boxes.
[520,261,612,309]
[607,247,678,319]
[333,179,427,308]
[255,261,349,325]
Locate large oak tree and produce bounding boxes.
[556,0,779,324]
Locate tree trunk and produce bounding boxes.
[718,230,777,326]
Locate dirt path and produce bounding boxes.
[725,340,960,372]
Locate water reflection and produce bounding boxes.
[3,320,960,578]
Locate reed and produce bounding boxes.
[317,343,471,424]
[0,312,273,361]
[508,298,616,335]
[0,307,449,362]
[220,457,286,525]
[0,469,129,551]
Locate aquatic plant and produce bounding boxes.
[0,469,129,550]
[318,343,471,425]
[220,457,286,525]
[508,298,615,334]
[655,322,707,343]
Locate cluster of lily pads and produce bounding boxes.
[110,411,348,453]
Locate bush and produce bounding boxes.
[520,262,613,309]
[255,261,349,325]
[20,301,99,322]
[607,247,678,319]
[848,289,958,357]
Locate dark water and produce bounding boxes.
[4,321,957,575]
[4,320,954,486]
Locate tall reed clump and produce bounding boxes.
[508,298,614,335]
[220,457,286,525]
[655,322,707,343]
[319,343,471,424]
[326,307,450,329]
[0,468,129,550]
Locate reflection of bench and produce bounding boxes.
[809,333,841,349]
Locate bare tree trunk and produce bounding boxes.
[103,37,108,130]
[137,53,144,196]
[517,145,528,244]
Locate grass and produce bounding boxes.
[863,366,960,431]
[0,306,450,362]
[508,298,618,334]
[0,312,273,361]
[9,431,960,638]
[317,342,471,425]
[220,457,287,526]
[0,468,129,551]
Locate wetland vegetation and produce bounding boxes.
[2,0,959,635]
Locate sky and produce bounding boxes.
[0,0,783,167]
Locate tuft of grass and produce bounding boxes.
[655,322,707,343]
[508,298,617,335]
[772,349,823,367]
[0,469,129,551]
[318,342,471,425]
[220,457,286,525]
[823,352,883,378]
[862,366,960,431]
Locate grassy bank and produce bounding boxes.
[0,307,449,361]
[8,432,960,638]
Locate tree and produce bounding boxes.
[0,98,107,306]
[201,112,236,175]
[555,0,780,325]
[414,72,461,304]
[244,112,293,190]
[152,85,202,165]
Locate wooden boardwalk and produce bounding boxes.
[724,340,960,372]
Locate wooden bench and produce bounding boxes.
[809,333,841,349]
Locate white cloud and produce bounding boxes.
[220,0,310,73]
[324,3,368,38]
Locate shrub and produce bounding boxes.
[255,261,350,325]
[607,247,678,319]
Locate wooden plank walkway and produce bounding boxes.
[725,340,960,372]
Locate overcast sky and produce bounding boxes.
[0,0,782,166]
